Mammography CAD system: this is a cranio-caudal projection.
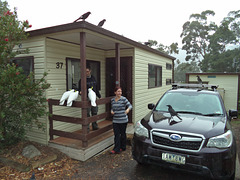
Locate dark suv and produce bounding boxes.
[132,84,238,179]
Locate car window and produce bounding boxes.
[155,92,223,115]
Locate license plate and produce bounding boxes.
[162,153,186,164]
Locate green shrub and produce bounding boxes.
[0,64,50,147]
[0,1,50,148]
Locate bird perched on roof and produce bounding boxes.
[67,90,79,106]
[88,88,97,107]
[167,105,182,120]
[59,89,75,105]
[196,75,203,84]
[144,42,151,46]
[98,19,106,27]
[73,11,91,22]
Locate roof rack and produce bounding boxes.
[172,83,218,91]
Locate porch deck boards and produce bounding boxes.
[49,121,134,161]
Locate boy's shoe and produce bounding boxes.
[92,122,99,130]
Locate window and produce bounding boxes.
[66,58,100,90]
[11,56,34,76]
[148,64,162,88]
[166,79,172,85]
[67,58,80,90]
[166,63,172,70]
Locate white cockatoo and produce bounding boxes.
[59,89,75,105]
[67,90,79,106]
[88,88,97,107]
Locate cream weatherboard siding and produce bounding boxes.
[189,74,239,112]
[14,36,49,144]
[133,48,172,123]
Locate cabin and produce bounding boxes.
[13,21,175,161]
[186,73,240,112]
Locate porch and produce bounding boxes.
[47,98,134,161]
[49,121,134,161]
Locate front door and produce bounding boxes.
[106,57,133,123]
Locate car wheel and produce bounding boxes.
[135,159,146,165]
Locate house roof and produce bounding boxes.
[27,21,175,60]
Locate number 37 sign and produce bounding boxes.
[56,62,63,69]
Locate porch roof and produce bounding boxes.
[27,21,175,60]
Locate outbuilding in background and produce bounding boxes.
[186,73,240,113]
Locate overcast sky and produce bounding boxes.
[5,0,240,61]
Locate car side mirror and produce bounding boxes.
[229,109,238,119]
[148,103,155,110]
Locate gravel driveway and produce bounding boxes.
[69,120,240,180]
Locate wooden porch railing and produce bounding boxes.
[48,97,113,147]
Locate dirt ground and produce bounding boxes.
[0,141,78,179]
[231,119,240,162]
[0,119,240,179]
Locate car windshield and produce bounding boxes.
[155,91,224,116]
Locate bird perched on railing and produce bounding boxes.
[167,105,182,121]
[67,90,79,106]
[59,89,74,105]
[196,75,203,84]
[73,11,91,22]
[98,19,106,27]
[88,88,97,107]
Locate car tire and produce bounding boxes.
[135,159,146,165]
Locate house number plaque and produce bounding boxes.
[56,62,63,69]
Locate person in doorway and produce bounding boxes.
[78,66,101,131]
[110,87,132,154]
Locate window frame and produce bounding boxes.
[11,56,34,76]
[166,79,172,85]
[148,64,162,88]
[166,63,172,70]
[66,58,101,91]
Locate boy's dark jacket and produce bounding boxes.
[78,75,101,98]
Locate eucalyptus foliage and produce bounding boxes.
[180,10,240,72]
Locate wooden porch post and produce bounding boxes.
[115,43,120,87]
[80,32,88,147]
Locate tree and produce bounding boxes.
[174,61,201,82]
[0,1,50,147]
[0,0,31,65]
[180,10,217,62]
[222,10,240,45]
[208,22,236,54]
[181,10,240,72]
[200,48,240,72]
[201,10,240,72]
[142,40,179,54]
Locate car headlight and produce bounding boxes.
[207,130,233,148]
[134,120,149,138]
